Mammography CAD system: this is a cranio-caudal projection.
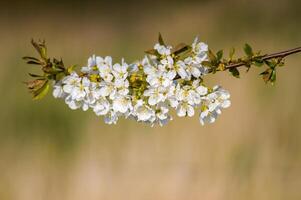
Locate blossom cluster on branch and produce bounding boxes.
[51,38,230,126]
[23,34,300,126]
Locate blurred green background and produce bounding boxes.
[0,0,301,199]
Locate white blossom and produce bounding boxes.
[154,43,172,56]
[53,82,65,98]
[93,97,110,116]
[104,110,119,124]
[176,102,195,117]
[112,59,128,80]
[81,55,100,74]
[51,37,231,126]
[144,87,165,106]
[192,37,208,63]
[112,95,132,113]
[62,72,81,94]
[133,100,155,122]
[199,86,231,125]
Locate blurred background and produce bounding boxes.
[0,0,301,199]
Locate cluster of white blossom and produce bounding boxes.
[52,38,230,126]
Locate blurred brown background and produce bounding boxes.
[0,0,301,199]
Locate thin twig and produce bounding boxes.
[225,46,301,70]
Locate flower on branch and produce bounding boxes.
[23,34,301,126]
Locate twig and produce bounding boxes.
[225,46,301,70]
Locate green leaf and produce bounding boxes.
[201,61,212,67]
[260,68,273,83]
[23,56,40,62]
[229,47,235,59]
[31,39,47,60]
[244,43,253,57]
[229,68,240,78]
[208,50,216,62]
[172,43,191,55]
[42,66,63,74]
[158,32,165,46]
[253,57,264,67]
[26,60,42,65]
[270,69,276,84]
[264,59,277,69]
[24,79,45,91]
[33,80,49,100]
[28,73,44,78]
[216,50,223,61]
[145,49,158,56]
[254,61,264,67]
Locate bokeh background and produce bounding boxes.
[0,0,301,199]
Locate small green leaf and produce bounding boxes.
[244,43,253,57]
[254,61,264,67]
[260,68,273,83]
[253,57,264,67]
[33,81,49,100]
[208,50,216,62]
[26,60,42,65]
[270,70,276,84]
[145,49,158,56]
[31,39,47,60]
[201,61,212,67]
[158,32,165,46]
[28,73,44,78]
[24,79,45,91]
[23,56,40,62]
[264,60,276,69]
[229,68,240,78]
[229,47,235,59]
[42,66,63,74]
[216,50,223,61]
[172,43,191,55]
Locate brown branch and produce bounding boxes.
[225,46,301,70]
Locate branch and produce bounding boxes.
[225,46,301,70]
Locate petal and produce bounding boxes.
[88,55,96,67]
[167,70,176,80]
[96,56,104,66]
[221,100,231,108]
[113,98,128,113]
[199,42,208,52]
[143,89,152,96]
[82,77,90,87]
[113,63,121,72]
[187,105,195,117]
[177,67,188,79]
[82,103,89,111]
[63,84,73,93]
[104,56,112,66]
[191,67,201,78]
[53,86,63,98]
[176,105,186,117]
[148,95,158,106]
[169,98,179,108]
[196,85,208,95]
